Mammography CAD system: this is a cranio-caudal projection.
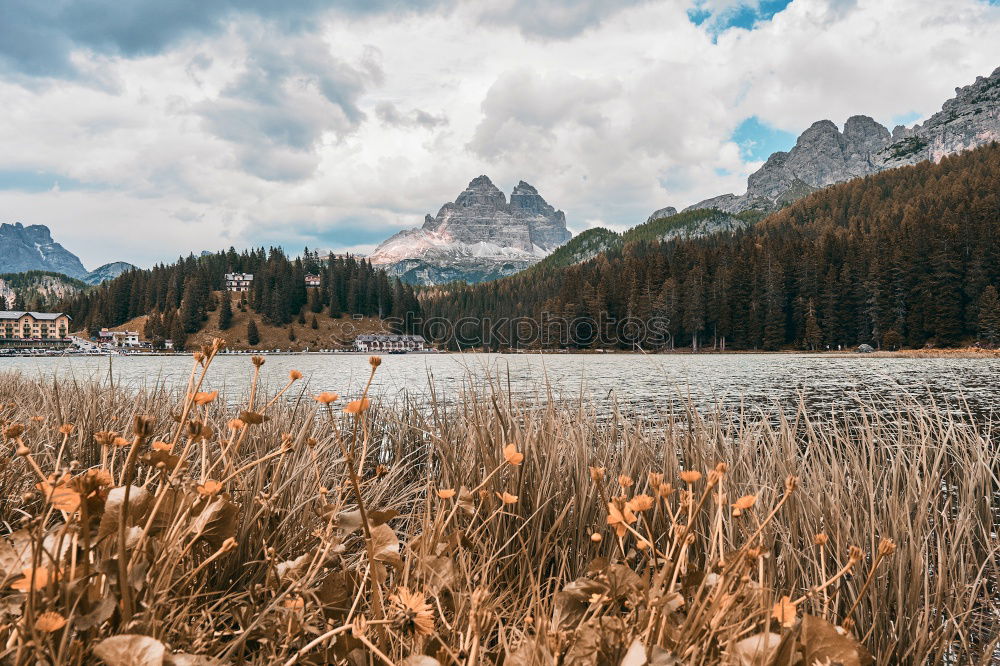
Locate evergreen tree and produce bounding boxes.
[978,285,1000,344]
[218,290,233,331]
[803,300,822,351]
[247,319,260,346]
[311,315,319,330]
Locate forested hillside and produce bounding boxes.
[61,248,421,349]
[421,143,1000,351]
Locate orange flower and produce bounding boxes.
[606,499,636,537]
[196,480,223,497]
[503,443,524,466]
[627,494,655,512]
[731,495,757,516]
[343,398,371,415]
[35,612,66,632]
[314,392,339,404]
[112,436,130,447]
[289,369,303,381]
[151,441,173,452]
[679,470,702,484]
[771,595,798,628]
[30,415,44,422]
[436,488,456,499]
[813,533,829,546]
[389,587,434,636]
[618,474,634,488]
[193,390,218,406]
[10,567,55,591]
[227,418,246,431]
[589,466,605,482]
[58,423,75,435]
[496,491,518,504]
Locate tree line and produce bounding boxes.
[61,247,421,350]
[421,143,1000,351]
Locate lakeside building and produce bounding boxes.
[354,334,426,352]
[0,311,71,348]
[98,329,141,347]
[305,273,321,288]
[225,273,254,292]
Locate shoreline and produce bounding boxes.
[2,347,997,359]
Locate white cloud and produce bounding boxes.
[0,0,998,269]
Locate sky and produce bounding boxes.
[0,0,998,269]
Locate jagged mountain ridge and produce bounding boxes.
[369,176,572,285]
[674,66,1000,215]
[0,222,133,284]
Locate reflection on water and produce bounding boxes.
[2,352,999,419]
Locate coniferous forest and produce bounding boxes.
[421,143,1000,351]
[60,248,421,350]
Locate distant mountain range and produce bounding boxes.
[368,176,572,285]
[0,222,135,285]
[369,66,999,286]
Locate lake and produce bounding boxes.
[2,352,999,418]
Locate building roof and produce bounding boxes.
[0,311,70,321]
[224,273,254,280]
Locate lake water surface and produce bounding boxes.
[2,352,998,418]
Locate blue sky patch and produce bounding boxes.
[0,169,102,193]
[689,0,793,37]
[890,111,923,128]
[731,116,797,162]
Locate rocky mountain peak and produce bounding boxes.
[369,176,572,284]
[685,65,1000,215]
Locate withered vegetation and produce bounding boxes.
[0,343,997,665]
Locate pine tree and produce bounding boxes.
[978,285,1000,344]
[311,315,319,330]
[288,326,296,342]
[218,290,233,331]
[803,300,822,351]
[247,319,260,346]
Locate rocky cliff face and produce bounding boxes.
[646,206,677,223]
[370,176,572,285]
[686,66,1000,214]
[0,223,89,278]
[0,223,133,283]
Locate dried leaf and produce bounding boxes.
[506,638,556,666]
[368,509,399,526]
[98,486,152,544]
[457,486,475,515]
[190,496,239,549]
[275,554,312,582]
[74,596,117,631]
[93,634,166,666]
[800,615,874,666]
[336,509,363,534]
[401,658,441,666]
[620,638,647,666]
[165,654,227,666]
[370,523,402,570]
[731,632,782,666]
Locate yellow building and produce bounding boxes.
[0,311,71,341]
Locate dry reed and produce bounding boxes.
[0,344,996,665]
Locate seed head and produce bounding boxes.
[368,355,382,369]
[251,355,266,368]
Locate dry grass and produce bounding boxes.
[0,343,997,665]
